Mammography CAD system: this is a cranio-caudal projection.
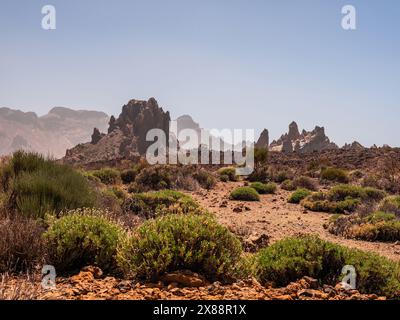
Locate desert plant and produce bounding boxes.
[134,165,172,191]
[2,151,96,219]
[250,182,277,194]
[217,167,237,182]
[192,169,216,189]
[292,176,318,191]
[288,188,311,204]
[120,169,137,185]
[117,214,242,281]
[0,217,46,273]
[44,208,124,272]
[320,167,349,183]
[254,235,400,297]
[379,196,400,216]
[281,179,295,191]
[92,168,121,185]
[123,190,201,219]
[230,186,260,201]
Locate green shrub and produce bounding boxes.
[247,168,269,183]
[320,167,349,183]
[117,214,242,281]
[302,185,386,214]
[217,167,237,182]
[281,179,295,191]
[250,182,277,194]
[2,151,96,219]
[288,188,311,204]
[292,176,318,191]
[366,211,397,224]
[379,196,400,215]
[120,169,137,185]
[230,186,260,201]
[255,236,347,287]
[192,169,216,189]
[220,175,229,182]
[44,208,124,272]
[351,221,400,242]
[134,165,172,191]
[123,190,201,219]
[92,168,121,185]
[255,235,400,297]
[272,171,292,184]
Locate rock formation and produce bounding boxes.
[255,129,269,149]
[0,107,109,158]
[269,121,338,153]
[64,98,170,165]
[342,141,365,151]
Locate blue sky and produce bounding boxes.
[0,0,399,146]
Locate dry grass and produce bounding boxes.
[0,273,40,300]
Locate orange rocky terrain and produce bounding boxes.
[189,181,400,261]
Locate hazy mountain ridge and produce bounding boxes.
[0,106,109,158]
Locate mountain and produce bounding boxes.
[64,98,170,165]
[268,121,338,153]
[0,107,109,158]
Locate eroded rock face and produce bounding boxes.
[269,121,338,153]
[255,129,269,149]
[64,98,170,165]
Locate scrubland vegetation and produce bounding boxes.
[1,151,400,299]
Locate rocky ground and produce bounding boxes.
[189,181,400,261]
[17,267,383,300]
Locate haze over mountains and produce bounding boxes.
[0,99,376,160]
[0,107,109,158]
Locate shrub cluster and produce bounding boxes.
[250,182,277,194]
[123,190,201,219]
[302,185,386,214]
[117,214,242,281]
[288,188,311,204]
[217,167,237,182]
[292,176,318,191]
[254,235,400,297]
[0,151,96,219]
[91,168,121,185]
[44,208,124,272]
[320,167,349,183]
[230,186,260,201]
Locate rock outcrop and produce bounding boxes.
[0,107,109,158]
[342,141,365,151]
[255,129,269,149]
[64,98,170,165]
[269,121,338,153]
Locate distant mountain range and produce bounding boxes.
[0,100,373,160]
[0,107,109,158]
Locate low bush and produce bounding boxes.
[117,214,242,281]
[250,182,277,194]
[0,217,46,273]
[379,196,400,216]
[247,168,268,183]
[120,169,137,185]
[217,167,237,182]
[254,235,400,297]
[292,176,318,191]
[350,221,400,242]
[281,179,295,191]
[288,189,311,204]
[320,167,349,183]
[123,190,201,219]
[44,208,124,272]
[1,151,96,219]
[230,187,260,201]
[302,185,386,214]
[133,165,172,191]
[192,169,216,189]
[92,168,121,185]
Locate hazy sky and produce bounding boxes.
[1,0,399,146]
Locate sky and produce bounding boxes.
[0,0,399,147]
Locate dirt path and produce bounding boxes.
[189,182,400,261]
